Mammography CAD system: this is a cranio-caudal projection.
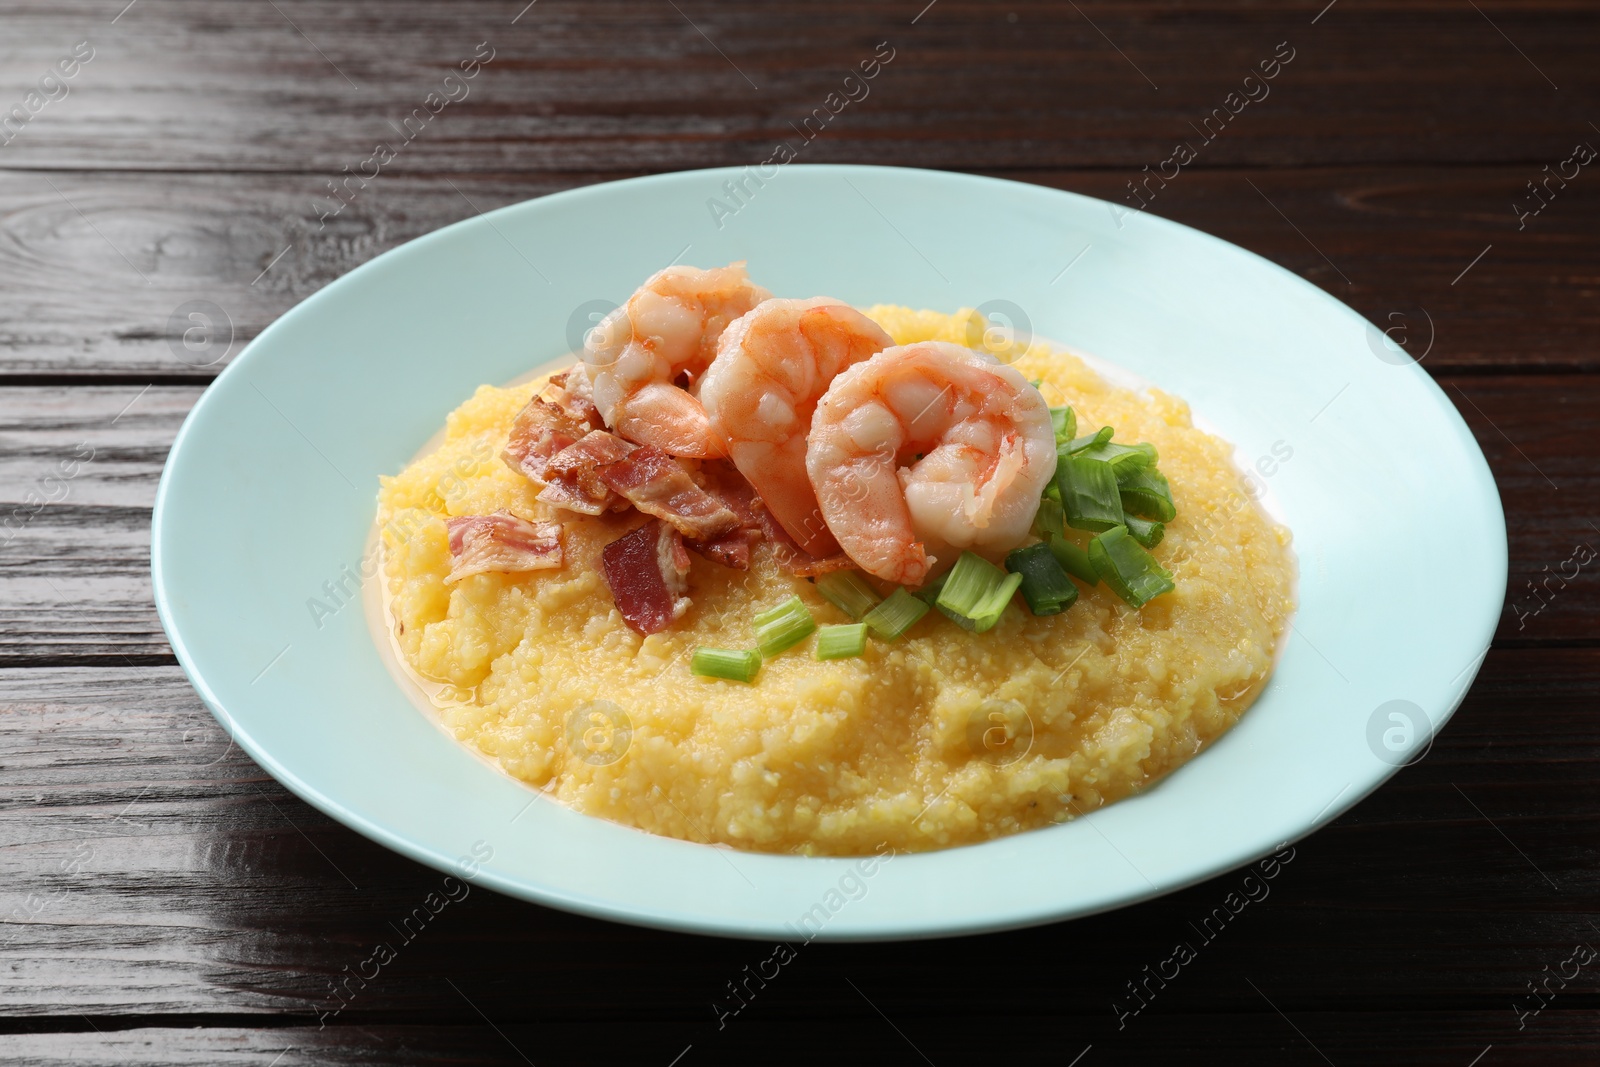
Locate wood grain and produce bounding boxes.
[2,1014,1598,1067]
[0,651,1595,1030]
[0,1,1596,174]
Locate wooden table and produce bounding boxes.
[2,2,1596,1063]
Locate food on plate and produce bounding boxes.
[374,263,1295,855]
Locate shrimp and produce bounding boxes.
[698,298,893,556]
[581,262,771,458]
[804,341,1056,586]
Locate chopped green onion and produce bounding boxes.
[1047,532,1098,584]
[912,570,949,605]
[814,570,881,620]
[1061,425,1114,455]
[1119,466,1177,522]
[815,623,869,660]
[1125,514,1165,548]
[691,646,762,682]
[1049,405,1077,445]
[936,551,1023,633]
[1005,543,1079,616]
[1055,455,1125,532]
[863,587,929,640]
[1078,439,1158,476]
[1033,495,1065,538]
[1089,526,1175,608]
[752,595,817,657]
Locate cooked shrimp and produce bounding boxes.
[699,298,893,556]
[582,262,771,458]
[805,341,1056,586]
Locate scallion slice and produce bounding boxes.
[1049,405,1077,445]
[1089,526,1175,608]
[752,595,817,657]
[1005,543,1079,616]
[936,551,1023,633]
[1055,455,1125,532]
[1119,466,1177,522]
[1125,514,1165,548]
[1079,439,1158,476]
[1047,532,1098,584]
[691,646,762,682]
[1033,495,1066,539]
[814,570,881,620]
[862,587,929,640]
[815,623,869,660]
[1061,425,1114,455]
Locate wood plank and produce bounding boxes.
[2,1013,1597,1067]
[0,167,1595,378]
[0,649,1595,1019]
[0,374,1591,661]
[0,1,1596,173]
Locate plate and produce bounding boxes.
[152,165,1506,940]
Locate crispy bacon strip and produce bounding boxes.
[597,445,740,541]
[600,519,691,635]
[537,430,636,516]
[445,512,562,583]
[502,397,593,483]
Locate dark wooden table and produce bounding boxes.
[2,1,1596,1063]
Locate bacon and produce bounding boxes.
[444,512,563,583]
[742,489,853,575]
[545,365,603,427]
[683,461,760,569]
[597,445,740,541]
[502,397,593,483]
[537,430,637,515]
[600,519,691,635]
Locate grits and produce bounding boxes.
[374,308,1295,855]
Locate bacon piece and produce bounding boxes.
[597,445,740,541]
[744,492,853,576]
[686,526,757,570]
[683,461,760,569]
[600,519,691,635]
[445,512,563,583]
[502,397,592,483]
[545,365,602,427]
[537,430,637,516]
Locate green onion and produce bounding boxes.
[1049,405,1077,445]
[936,551,1023,633]
[691,646,762,682]
[1061,425,1114,455]
[862,587,929,640]
[1119,466,1177,522]
[815,623,869,660]
[1078,439,1158,477]
[1055,455,1125,532]
[814,570,881,620]
[1047,532,1098,584]
[1125,514,1164,548]
[752,595,817,657]
[1089,526,1175,608]
[1005,543,1079,616]
[1033,495,1065,539]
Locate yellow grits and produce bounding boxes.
[375,308,1295,856]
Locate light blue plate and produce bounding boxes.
[153,165,1505,940]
